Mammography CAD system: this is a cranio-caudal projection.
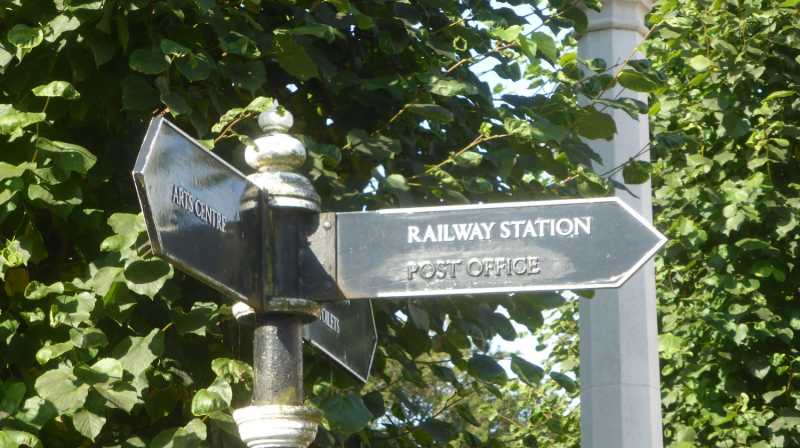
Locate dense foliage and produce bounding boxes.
[0,0,646,446]
[644,0,800,446]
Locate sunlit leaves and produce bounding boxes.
[112,329,164,376]
[7,25,43,61]
[0,106,45,135]
[32,81,80,99]
[34,368,89,415]
[687,55,714,72]
[123,260,173,298]
[647,1,800,445]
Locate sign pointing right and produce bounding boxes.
[305,197,667,300]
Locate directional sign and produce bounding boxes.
[133,118,272,310]
[303,300,377,383]
[303,197,666,300]
[134,118,375,381]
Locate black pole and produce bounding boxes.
[253,210,304,406]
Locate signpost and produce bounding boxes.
[133,108,667,448]
[133,117,377,383]
[304,199,666,300]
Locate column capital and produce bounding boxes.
[585,0,653,36]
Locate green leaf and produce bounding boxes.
[505,116,567,143]
[150,418,207,448]
[467,354,507,384]
[287,24,344,43]
[129,48,170,74]
[385,174,409,191]
[345,130,401,160]
[123,259,173,298]
[577,107,616,140]
[0,430,41,448]
[531,32,557,61]
[121,75,159,111]
[406,104,454,123]
[161,92,192,116]
[490,25,523,42]
[174,302,217,336]
[24,281,64,300]
[0,107,46,135]
[89,358,123,383]
[32,81,80,99]
[0,381,26,417]
[176,53,213,82]
[688,55,714,72]
[211,358,253,384]
[455,151,483,167]
[50,293,96,328]
[14,396,56,431]
[419,419,458,443]
[622,160,651,184]
[34,368,90,415]
[72,407,106,441]
[0,162,31,181]
[45,14,80,42]
[190,387,228,416]
[94,384,139,412]
[35,341,74,365]
[35,138,97,174]
[7,25,44,61]
[430,78,478,97]
[549,371,577,393]
[764,90,795,101]
[272,33,318,81]
[320,393,372,435]
[160,39,190,57]
[510,354,544,386]
[618,69,659,92]
[220,31,261,58]
[1,239,30,268]
[0,44,11,74]
[112,329,164,376]
[70,327,109,349]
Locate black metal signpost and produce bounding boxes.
[133,117,377,384]
[133,107,667,448]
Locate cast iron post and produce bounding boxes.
[232,104,322,448]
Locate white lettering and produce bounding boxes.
[408,226,422,243]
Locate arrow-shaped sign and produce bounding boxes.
[303,300,377,383]
[133,118,271,309]
[303,198,667,300]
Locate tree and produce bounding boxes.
[643,0,800,446]
[0,0,628,446]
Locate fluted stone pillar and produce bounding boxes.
[578,1,663,447]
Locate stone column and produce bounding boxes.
[577,1,663,447]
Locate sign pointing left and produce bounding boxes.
[133,118,272,310]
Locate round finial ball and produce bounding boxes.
[258,104,293,133]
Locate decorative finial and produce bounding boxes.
[244,103,320,212]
